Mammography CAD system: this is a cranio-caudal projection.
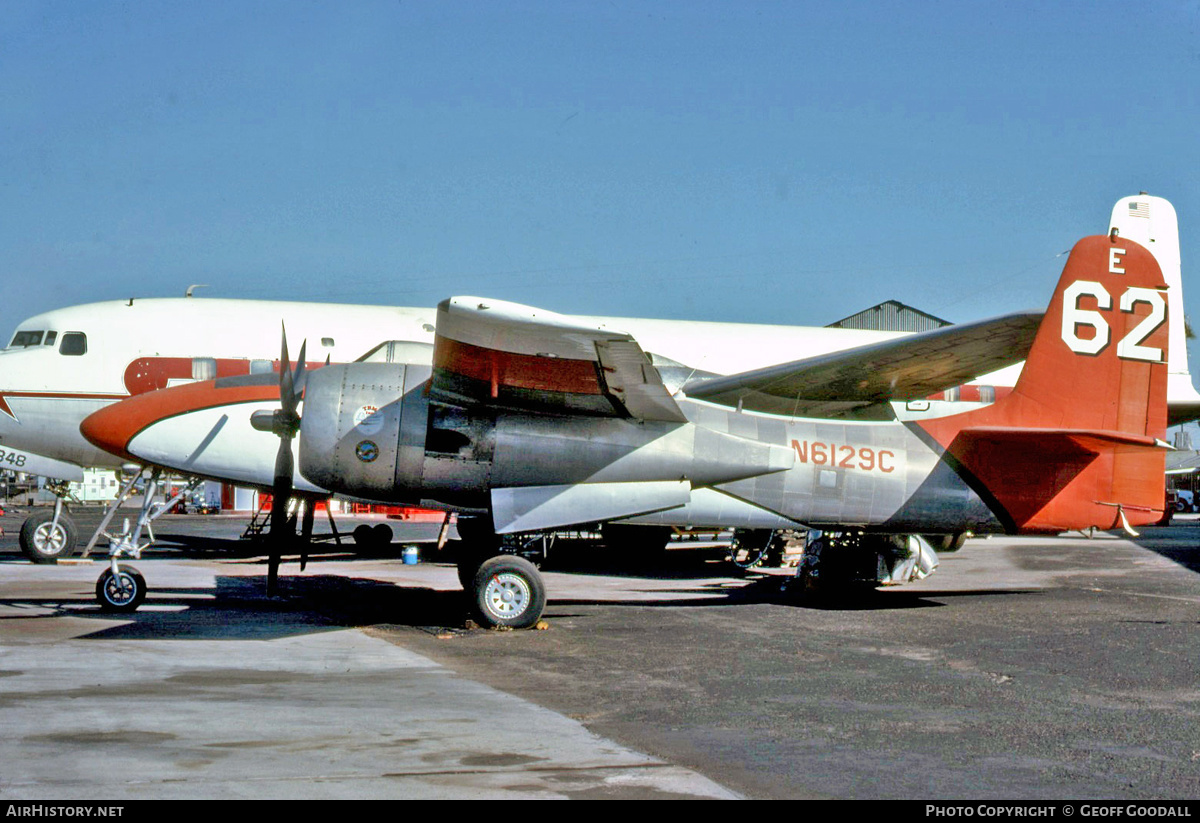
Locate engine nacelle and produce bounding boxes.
[299,363,434,501]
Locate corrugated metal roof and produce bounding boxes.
[827,300,952,332]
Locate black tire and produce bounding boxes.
[96,566,147,612]
[19,510,78,564]
[927,532,969,552]
[471,555,546,629]
[352,523,393,554]
[372,523,393,547]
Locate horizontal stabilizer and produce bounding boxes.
[941,426,1167,533]
[683,311,1042,417]
[491,480,691,534]
[957,426,1167,453]
[433,297,687,422]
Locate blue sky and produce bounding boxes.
[3,1,1198,336]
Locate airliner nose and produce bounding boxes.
[80,380,227,462]
[80,377,283,464]
[79,397,144,462]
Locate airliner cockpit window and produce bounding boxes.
[44,332,57,346]
[59,332,87,356]
[9,331,44,348]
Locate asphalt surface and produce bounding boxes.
[1,505,1199,799]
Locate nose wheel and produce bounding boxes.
[96,565,147,613]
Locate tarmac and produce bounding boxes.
[1,506,1199,800]
[0,510,735,800]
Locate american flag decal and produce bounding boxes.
[1128,200,1150,218]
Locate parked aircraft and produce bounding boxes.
[1,287,1028,560]
[80,231,1170,627]
[0,195,1188,614]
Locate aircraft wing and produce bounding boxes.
[431,296,688,423]
[683,311,1043,418]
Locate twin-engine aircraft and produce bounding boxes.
[0,195,1187,624]
[79,230,1171,628]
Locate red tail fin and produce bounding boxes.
[919,234,1169,532]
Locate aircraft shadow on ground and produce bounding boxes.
[1126,521,1200,574]
[90,533,765,578]
[0,528,1043,638]
[0,563,1041,644]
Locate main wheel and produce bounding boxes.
[352,523,394,554]
[926,532,969,552]
[96,566,147,612]
[471,555,546,629]
[372,523,394,547]
[19,511,78,564]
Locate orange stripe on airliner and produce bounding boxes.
[80,380,280,463]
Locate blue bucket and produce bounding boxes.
[401,545,419,565]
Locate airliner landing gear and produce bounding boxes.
[92,517,152,612]
[96,565,146,612]
[19,502,79,563]
[19,482,80,563]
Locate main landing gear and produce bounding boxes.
[19,482,79,564]
[791,530,941,595]
[454,517,547,629]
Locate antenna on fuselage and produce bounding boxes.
[185,284,209,297]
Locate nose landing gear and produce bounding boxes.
[96,565,146,613]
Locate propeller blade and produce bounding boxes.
[260,322,307,596]
[266,426,295,595]
[292,340,307,396]
[280,325,296,416]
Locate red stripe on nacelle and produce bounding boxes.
[433,337,603,397]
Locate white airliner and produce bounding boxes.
[0,195,1195,563]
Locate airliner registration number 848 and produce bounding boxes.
[0,448,27,468]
